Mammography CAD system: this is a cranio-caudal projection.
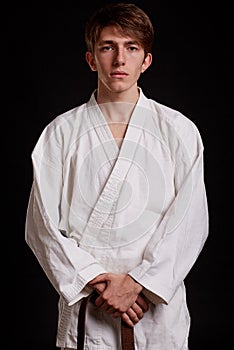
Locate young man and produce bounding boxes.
[25,3,209,349]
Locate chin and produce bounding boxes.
[108,84,132,94]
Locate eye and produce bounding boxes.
[128,46,138,52]
[101,46,113,52]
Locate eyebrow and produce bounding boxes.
[97,40,140,46]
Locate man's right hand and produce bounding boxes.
[89,280,149,327]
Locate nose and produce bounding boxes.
[113,47,125,66]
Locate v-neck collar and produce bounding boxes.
[87,87,148,159]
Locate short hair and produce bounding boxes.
[85,3,155,55]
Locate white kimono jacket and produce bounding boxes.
[25,88,209,350]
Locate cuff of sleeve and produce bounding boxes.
[62,263,106,305]
[128,269,172,305]
[68,285,93,306]
[79,262,106,283]
[142,288,167,305]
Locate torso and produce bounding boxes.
[108,123,128,147]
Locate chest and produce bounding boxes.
[108,123,128,140]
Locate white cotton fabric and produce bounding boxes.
[25,88,209,349]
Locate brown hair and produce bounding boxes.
[85,3,155,55]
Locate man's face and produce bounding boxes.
[86,25,152,95]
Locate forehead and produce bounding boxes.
[96,25,139,44]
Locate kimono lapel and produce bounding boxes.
[80,91,148,246]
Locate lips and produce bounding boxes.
[110,71,128,77]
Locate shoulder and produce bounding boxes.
[43,102,87,135]
[32,101,90,158]
[140,89,197,131]
[141,94,205,162]
[148,98,195,129]
[146,97,203,144]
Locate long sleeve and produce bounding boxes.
[25,127,106,306]
[129,118,209,305]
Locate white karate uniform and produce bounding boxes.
[25,88,209,349]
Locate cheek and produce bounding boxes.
[96,57,111,71]
[96,63,106,76]
[133,60,145,74]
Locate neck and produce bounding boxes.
[99,101,136,123]
[95,84,140,123]
[96,83,140,104]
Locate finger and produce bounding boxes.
[121,312,134,327]
[95,295,106,308]
[136,294,149,312]
[92,282,106,294]
[131,302,144,319]
[126,307,140,324]
[95,298,115,313]
[108,308,121,316]
[89,274,107,285]
[112,311,122,318]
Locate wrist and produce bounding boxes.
[127,274,143,293]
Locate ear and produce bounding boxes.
[141,53,152,73]
[85,51,97,71]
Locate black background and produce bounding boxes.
[5,1,232,349]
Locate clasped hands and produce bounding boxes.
[88,273,149,327]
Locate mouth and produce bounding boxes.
[110,71,128,78]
